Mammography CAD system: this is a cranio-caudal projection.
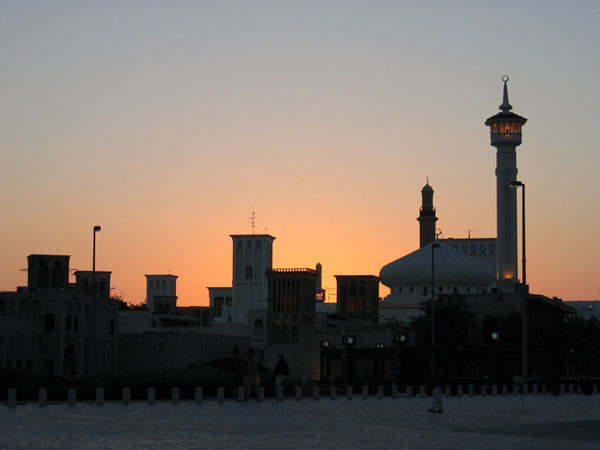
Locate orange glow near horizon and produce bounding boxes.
[1,3,599,305]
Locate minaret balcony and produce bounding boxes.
[490,132,522,146]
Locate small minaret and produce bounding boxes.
[485,76,527,288]
[417,181,438,248]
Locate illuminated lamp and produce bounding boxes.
[342,335,356,347]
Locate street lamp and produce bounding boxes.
[92,225,101,295]
[509,180,527,389]
[509,181,526,284]
[430,242,440,379]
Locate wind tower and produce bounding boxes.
[485,76,527,289]
[417,180,438,248]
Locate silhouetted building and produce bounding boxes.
[0,254,118,377]
[145,274,178,313]
[208,287,233,322]
[335,275,379,324]
[266,267,319,346]
[231,234,275,323]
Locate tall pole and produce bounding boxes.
[510,181,527,389]
[430,242,439,379]
[93,226,101,295]
[521,183,526,285]
[520,183,527,389]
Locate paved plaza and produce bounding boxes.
[2,394,600,449]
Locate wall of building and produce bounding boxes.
[118,332,249,373]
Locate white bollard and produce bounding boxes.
[346,386,353,400]
[362,386,368,399]
[445,385,451,397]
[68,388,76,406]
[277,387,284,401]
[492,385,498,396]
[172,387,179,404]
[513,384,519,396]
[8,388,16,407]
[237,386,245,402]
[457,385,463,397]
[468,384,474,397]
[148,387,156,404]
[330,386,336,400]
[391,385,398,399]
[406,386,413,398]
[39,388,47,407]
[419,385,425,398]
[96,388,104,406]
[295,386,302,401]
[257,386,264,401]
[313,386,320,400]
[217,387,225,403]
[195,387,203,403]
[502,385,508,396]
[123,388,130,405]
[481,386,487,397]
[377,386,384,399]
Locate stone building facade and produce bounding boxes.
[0,254,119,378]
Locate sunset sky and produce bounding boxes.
[2,1,599,306]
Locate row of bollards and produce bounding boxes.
[5,383,598,407]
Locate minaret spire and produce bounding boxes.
[417,181,438,248]
[499,75,513,112]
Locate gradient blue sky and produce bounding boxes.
[1,1,599,305]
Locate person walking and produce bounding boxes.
[273,353,289,391]
[245,348,258,400]
[429,362,444,413]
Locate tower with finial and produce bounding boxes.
[417,177,438,248]
[485,75,527,289]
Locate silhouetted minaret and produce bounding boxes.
[417,181,438,248]
[485,76,527,289]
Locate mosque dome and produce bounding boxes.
[380,242,495,289]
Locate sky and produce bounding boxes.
[1,1,599,306]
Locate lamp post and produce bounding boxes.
[509,180,527,389]
[509,181,526,284]
[92,225,101,295]
[430,242,440,379]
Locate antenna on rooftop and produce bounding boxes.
[250,209,258,235]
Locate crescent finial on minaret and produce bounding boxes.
[500,75,513,112]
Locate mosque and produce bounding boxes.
[379,76,533,324]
